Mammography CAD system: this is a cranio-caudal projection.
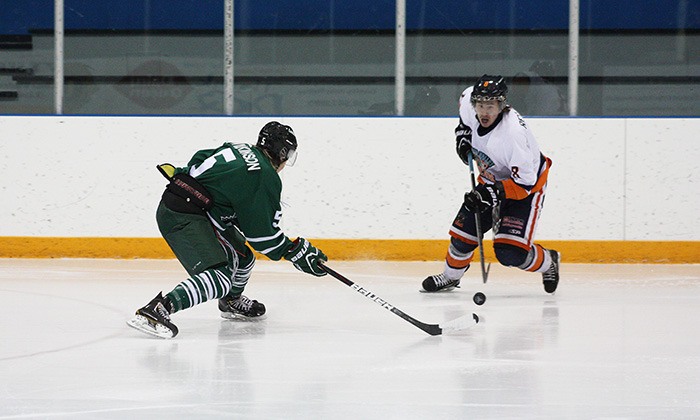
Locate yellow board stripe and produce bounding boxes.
[1,237,698,263]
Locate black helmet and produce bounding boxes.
[256,121,298,168]
[471,74,508,104]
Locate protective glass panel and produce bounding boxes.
[58,1,224,114]
[0,0,55,114]
[0,1,697,116]
[404,2,570,117]
[579,2,698,116]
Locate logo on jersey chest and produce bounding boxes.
[474,149,496,182]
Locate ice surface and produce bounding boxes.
[1,259,698,419]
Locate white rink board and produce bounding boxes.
[0,116,698,240]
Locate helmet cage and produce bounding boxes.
[470,75,508,108]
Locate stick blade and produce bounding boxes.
[439,313,480,334]
[423,324,443,336]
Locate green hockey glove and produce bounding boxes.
[284,237,328,277]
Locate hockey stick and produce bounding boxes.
[467,150,491,284]
[319,262,479,336]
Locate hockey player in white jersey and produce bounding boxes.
[422,75,560,293]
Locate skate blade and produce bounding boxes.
[219,312,267,322]
[126,315,175,339]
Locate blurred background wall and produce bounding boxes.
[1,0,697,116]
[0,1,697,261]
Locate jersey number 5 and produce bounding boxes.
[189,148,236,178]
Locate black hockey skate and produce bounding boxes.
[127,292,179,339]
[219,294,266,320]
[421,273,461,292]
[542,250,561,294]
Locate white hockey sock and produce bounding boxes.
[444,263,468,281]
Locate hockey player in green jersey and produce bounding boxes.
[128,121,328,339]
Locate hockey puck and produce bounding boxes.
[473,292,486,306]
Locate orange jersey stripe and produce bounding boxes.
[449,230,477,245]
[446,252,472,269]
[501,156,552,200]
[494,237,531,251]
[526,189,545,246]
[526,244,546,272]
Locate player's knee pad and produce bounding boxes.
[450,236,477,254]
[494,243,529,267]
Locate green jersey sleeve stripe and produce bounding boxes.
[258,238,289,255]
[247,230,284,243]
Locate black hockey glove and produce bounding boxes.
[284,237,328,277]
[455,122,473,165]
[463,182,504,213]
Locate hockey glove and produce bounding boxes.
[455,122,473,165]
[463,182,504,213]
[284,237,328,277]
